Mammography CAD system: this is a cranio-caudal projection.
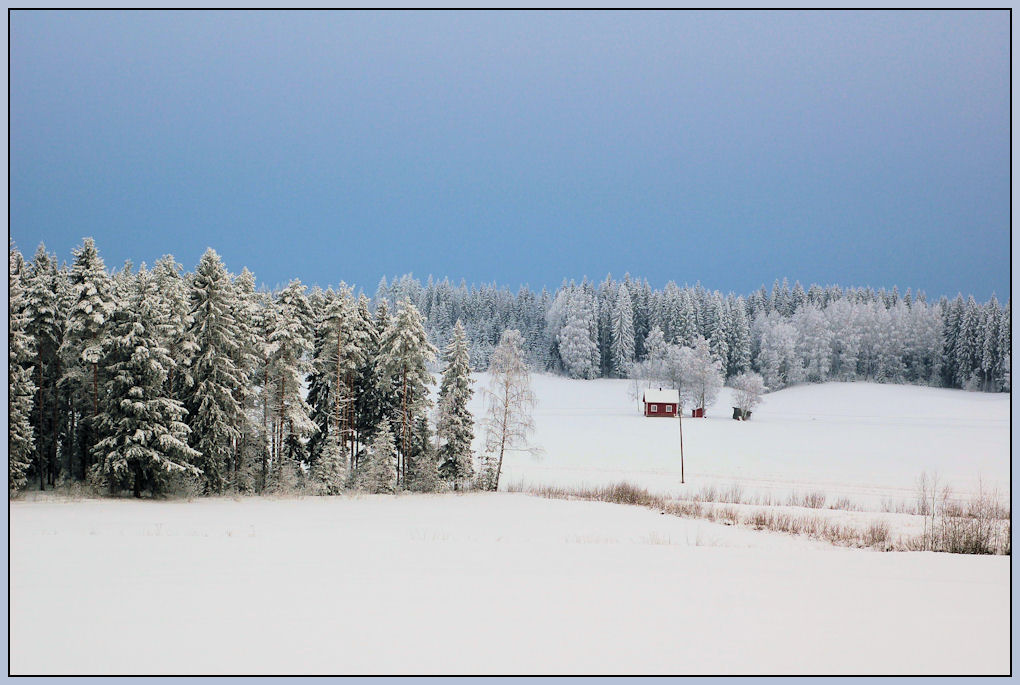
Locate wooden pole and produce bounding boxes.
[678,401,685,485]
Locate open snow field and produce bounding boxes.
[479,375,1010,508]
[10,494,1009,675]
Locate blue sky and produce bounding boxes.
[10,11,1010,299]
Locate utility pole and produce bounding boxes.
[678,400,685,485]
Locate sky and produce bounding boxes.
[10,10,1010,299]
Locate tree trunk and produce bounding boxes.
[493,381,510,492]
[400,368,408,486]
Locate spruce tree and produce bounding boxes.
[610,283,636,377]
[186,249,246,494]
[379,299,437,487]
[311,430,348,495]
[437,320,475,488]
[9,245,36,495]
[62,237,116,479]
[26,244,64,487]
[352,419,397,494]
[92,269,201,497]
[266,280,317,487]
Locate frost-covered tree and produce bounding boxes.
[753,313,803,390]
[558,288,598,379]
[436,321,475,489]
[610,283,635,377]
[998,300,1010,391]
[266,280,317,486]
[92,269,201,496]
[793,305,831,382]
[678,336,724,413]
[379,299,437,486]
[730,372,766,419]
[9,245,36,495]
[25,244,64,488]
[152,255,198,401]
[186,249,247,494]
[725,296,752,377]
[61,237,116,478]
[352,419,397,494]
[480,329,538,491]
[351,294,385,462]
[311,431,348,495]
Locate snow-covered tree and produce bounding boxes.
[266,280,317,486]
[9,245,36,495]
[152,255,198,401]
[558,287,598,379]
[352,419,397,494]
[186,249,247,494]
[311,430,348,495]
[61,237,116,478]
[480,329,538,491]
[610,283,635,377]
[379,299,437,486]
[677,336,724,413]
[730,372,766,419]
[25,244,64,488]
[436,321,475,489]
[92,269,201,496]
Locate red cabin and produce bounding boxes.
[642,389,679,417]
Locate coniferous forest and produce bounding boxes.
[8,238,1010,497]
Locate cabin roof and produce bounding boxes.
[642,388,679,403]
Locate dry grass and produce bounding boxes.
[507,479,1009,555]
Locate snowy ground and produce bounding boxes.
[471,375,1010,510]
[10,494,1009,675]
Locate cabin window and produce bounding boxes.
[665,405,672,413]
[651,404,657,412]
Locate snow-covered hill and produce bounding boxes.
[466,375,1010,507]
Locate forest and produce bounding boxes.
[8,238,1010,498]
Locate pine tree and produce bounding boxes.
[9,245,36,495]
[437,320,475,488]
[186,249,247,494]
[92,269,201,496]
[610,283,636,377]
[379,299,437,487]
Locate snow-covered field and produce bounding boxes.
[478,375,1010,509]
[10,494,1009,675]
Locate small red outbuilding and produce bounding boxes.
[642,388,679,417]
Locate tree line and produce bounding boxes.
[8,238,1009,496]
[9,239,543,497]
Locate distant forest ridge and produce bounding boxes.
[12,238,1011,393]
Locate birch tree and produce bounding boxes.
[480,329,538,491]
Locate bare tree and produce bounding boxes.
[481,329,539,491]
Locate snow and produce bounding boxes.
[642,388,680,403]
[10,494,1009,675]
[478,375,1010,508]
